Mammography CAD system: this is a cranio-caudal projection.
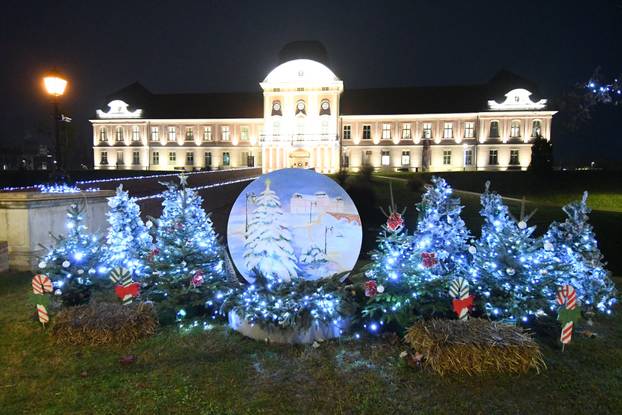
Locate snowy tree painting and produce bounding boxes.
[244,178,299,283]
[228,169,362,283]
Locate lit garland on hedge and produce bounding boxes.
[541,192,616,314]
[38,201,105,306]
[223,273,353,332]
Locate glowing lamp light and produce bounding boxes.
[43,73,68,97]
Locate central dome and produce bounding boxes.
[263,59,340,84]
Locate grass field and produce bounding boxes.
[1,271,621,415]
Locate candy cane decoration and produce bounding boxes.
[110,267,139,305]
[36,304,49,326]
[32,274,53,294]
[449,277,473,320]
[557,285,578,349]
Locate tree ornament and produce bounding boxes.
[386,212,404,232]
[377,284,385,294]
[62,260,71,268]
[506,267,515,276]
[364,280,378,298]
[38,261,47,269]
[543,241,554,251]
[468,245,477,254]
[191,270,205,288]
[518,221,527,230]
[421,252,437,268]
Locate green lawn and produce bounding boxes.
[1,272,621,414]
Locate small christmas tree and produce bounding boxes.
[244,178,298,283]
[145,175,228,323]
[412,176,470,277]
[38,201,103,305]
[104,184,153,277]
[542,192,616,313]
[470,182,553,322]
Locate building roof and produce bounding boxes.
[340,70,541,115]
[263,59,340,84]
[96,69,542,120]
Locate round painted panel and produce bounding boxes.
[227,168,362,283]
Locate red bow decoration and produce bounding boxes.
[364,280,378,298]
[115,283,140,300]
[386,212,404,232]
[147,248,159,262]
[421,252,437,268]
[452,295,474,316]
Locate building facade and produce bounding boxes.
[92,59,555,173]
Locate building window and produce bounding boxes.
[116,151,124,165]
[168,126,176,142]
[132,151,140,165]
[443,122,453,139]
[115,127,124,141]
[169,152,176,163]
[132,126,140,141]
[320,99,331,115]
[422,123,432,139]
[363,150,373,165]
[205,152,212,166]
[510,149,520,165]
[272,121,280,137]
[221,126,230,141]
[489,121,499,138]
[99,128,107,142]
[532,120,542,137]
[186,151,194,165]
[382,123,391,140]
[296,100,306,116]
[402,123,411,139]
[241,127,249,141]
[204,126,212,141]
[489,149,498,165]
[362,125,371,140]
[464,122,475,138]
[342,152,349,167]
[401,151,410,166]
[185,128,194,141]
[443,150,452,165]
[100,151,108,165]
[381,150,391,166]
[152,152,159,165]
[510,121,521,138]
[464,149,473,166]
[151,127,159,141]
[343,125,351,140]
[223,152,230,166]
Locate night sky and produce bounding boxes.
[1,0,621,167]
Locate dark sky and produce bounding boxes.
[1,0,621,166]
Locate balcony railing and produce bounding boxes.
[259,134,339,145]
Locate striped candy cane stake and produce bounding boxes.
[36,304,49,325]
[557,285,578,349]
[449,277,472,320]
[32,274,53,294]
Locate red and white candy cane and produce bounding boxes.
[36,304,49,325]
[557,285,577,345]
[32,274,53,294]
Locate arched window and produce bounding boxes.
[271,100,282,116]
[320,99,330,115]
[532,120,542,137]
[489,121,499,138]
[510,120,521,138]
[296,100,306,116]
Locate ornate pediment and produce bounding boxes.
[488,89,547,111]
[96,100,142,118]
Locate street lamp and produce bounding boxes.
[43,70,68,173]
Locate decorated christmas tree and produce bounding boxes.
[541,192,616,314]
[145,175,229,323]
[104,184,153,277]
[470,182,553,322]
[412,176,470,277]
[38,201,103,305]
[243,178,298,283]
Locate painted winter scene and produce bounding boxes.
[227,168,362,282]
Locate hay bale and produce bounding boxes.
[52,302,158,346]
[404,319,545,376]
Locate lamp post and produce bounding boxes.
[43,70,68,173]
